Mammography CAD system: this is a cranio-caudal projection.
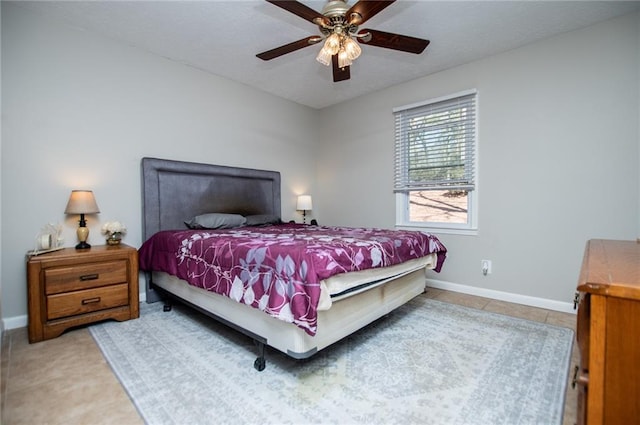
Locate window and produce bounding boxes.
[393,90,477,233]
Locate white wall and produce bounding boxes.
[2,4,639,325]
[316,12,640,307]
[0,3,4,345]
[1,3,319,322]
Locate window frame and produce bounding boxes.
[393,89,478,235]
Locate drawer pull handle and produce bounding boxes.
[571,365,589,389]
[80,274,99,281]
[82,297,101,305]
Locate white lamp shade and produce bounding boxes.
[296,195,313,211]
[64,190,100,214]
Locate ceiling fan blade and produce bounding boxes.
[358,29,429,54]
[346,1,396,25]
[266,0,330,26]
[257,36,322,61]
[332,55,351,82]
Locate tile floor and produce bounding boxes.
[1,288,578,425]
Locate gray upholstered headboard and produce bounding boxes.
[141,157,282,241]
[141,157,282,303]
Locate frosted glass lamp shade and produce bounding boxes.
[316,47,332,66]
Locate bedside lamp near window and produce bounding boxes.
[296,195,312,224]
[64,190,100,249]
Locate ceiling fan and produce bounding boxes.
[256,0,430,82]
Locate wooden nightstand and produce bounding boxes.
[26,244,139,343]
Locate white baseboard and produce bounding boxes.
[426,278,576,314]
[3,315,27,331]
[1,285,574,332]
[2,291,149,332]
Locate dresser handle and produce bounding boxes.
[82,297,101,305]
[80,273,99,281]
[571,366,589,389]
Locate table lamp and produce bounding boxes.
[64,190,100,249]
[296,195,312,224]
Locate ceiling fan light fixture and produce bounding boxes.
[324,33,341,55]
[316,46,333,66]
[343,37,361,61]
[337,49,352,68]
[317,32,361,68]
[317,32,344,66]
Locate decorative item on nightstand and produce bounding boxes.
[64,190,100,249]
[102,221,127,245]
[296,195,313,224]
[29,223,64,256]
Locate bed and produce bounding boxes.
[139,157,447,370]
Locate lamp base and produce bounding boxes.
[76,222,91,250]
[75,241,91,250]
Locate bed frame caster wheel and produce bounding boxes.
[163,303,172,312]
[254,357,266,372]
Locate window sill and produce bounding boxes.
[395,224,478,236]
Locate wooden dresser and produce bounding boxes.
[27,244,139,343]
[575,239,640,424]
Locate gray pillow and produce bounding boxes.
[185,213,247,229]
[244,214,281,226]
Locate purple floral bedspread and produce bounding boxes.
[138,223,447,335]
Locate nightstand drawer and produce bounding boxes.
[45,260,127,294]
[46,283,129,320]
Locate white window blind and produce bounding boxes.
[394,91,477,193]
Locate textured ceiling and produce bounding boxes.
[16,1,640,109]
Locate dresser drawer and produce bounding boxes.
[46,283,129,320]
[44,260,127,294]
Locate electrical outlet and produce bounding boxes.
[481,260,492,275]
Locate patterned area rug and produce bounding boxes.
[90,297,573,425]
